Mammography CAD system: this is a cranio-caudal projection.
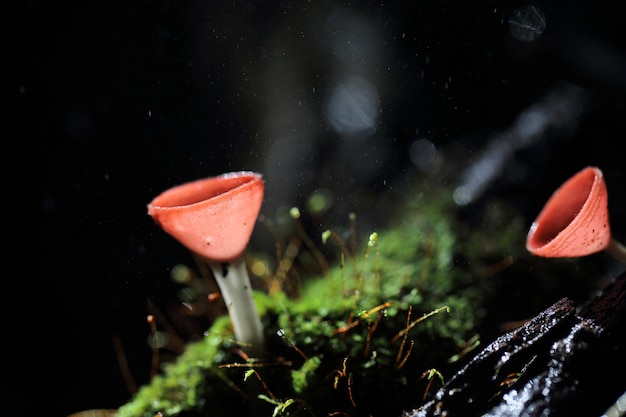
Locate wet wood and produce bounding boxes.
[404,271,626,417]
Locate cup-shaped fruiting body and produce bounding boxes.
[148,172,264,262]
[148,171,266,355]
[526,166,626,264]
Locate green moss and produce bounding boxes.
[116,184,525,417]
[291,356,322,394]
[117,316,231,417]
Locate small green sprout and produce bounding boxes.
[258,395,296,417]
[368,232,378,247]
[420,368,445,400]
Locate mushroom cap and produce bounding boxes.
[526,166,611,258]
[148,171,264,262]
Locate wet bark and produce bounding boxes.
[403,271,626,417]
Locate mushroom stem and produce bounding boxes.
[605,238,626,265]
[207,257,265,356]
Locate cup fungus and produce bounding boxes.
[526,166,626,264]
[147,171,266,355]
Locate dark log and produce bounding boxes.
[403,272,626,417]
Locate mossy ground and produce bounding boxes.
[116,181,530,417]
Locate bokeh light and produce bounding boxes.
[409,139,438,174]
[323,75,380,137]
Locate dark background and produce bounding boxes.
[30,1,625,416]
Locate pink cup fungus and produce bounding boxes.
[148,171,266,355]
[526,166,626,264]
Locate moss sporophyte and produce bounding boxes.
[116,172,525,417]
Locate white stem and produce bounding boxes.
[605,238,626,265]
[208,257,265,356]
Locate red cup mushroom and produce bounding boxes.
[147,171,266,355]
[526,166,626,264]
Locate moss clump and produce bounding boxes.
[117,183,525,417]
